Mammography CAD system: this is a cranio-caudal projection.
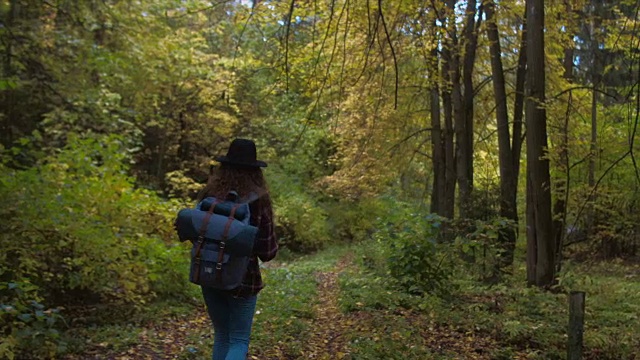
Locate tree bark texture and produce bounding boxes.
[511,7,527,186]
[455,0,478,219]
[441,3,457,219]
[486,0,517,268]
[588,5,602,192]
[525,0,555,287]
[553,0,575,274]
[430,41,445,216]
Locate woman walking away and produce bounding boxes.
[197,138,278,360]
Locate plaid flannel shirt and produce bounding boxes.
[234,194,278,297]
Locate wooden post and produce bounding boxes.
[567,291,586,360]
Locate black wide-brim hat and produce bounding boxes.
[215,138,267,168]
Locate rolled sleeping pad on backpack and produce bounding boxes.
[175,207,258,256]
[198,197,250,220]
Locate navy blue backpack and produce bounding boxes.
[175,192,259,289]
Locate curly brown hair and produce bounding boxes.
[196,164,268,202]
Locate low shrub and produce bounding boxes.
[0,135,193,358]
[266,166,331,253]
[450,217,516,281]
[325,197,386,243]
[273,191,330,252]
[371,203,455,297]
[0,282,64,359]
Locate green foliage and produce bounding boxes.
[250,264,321,358]
[0,0,639,357]
[442,261,640,359]
[0,282,64,360]
[339,241,640,359]
[0,135,185,304]
[266,166,331,253]
[326,198,386,243]
[339,269,421,313]
[347,327,443,360]
[576,261,640,358]
[0,135,193,357]
[164,170,204,199]
[0,135,190,304]
[459,183,501,221]
[450,217,516,280]
[374,204,454,297]
[566,185,640,259]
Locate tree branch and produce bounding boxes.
[378,0,399,109]
[284,0,296,93]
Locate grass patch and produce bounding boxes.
[565,260,640,359]
[55,242,640,360]
[64,324,142,354]
[250,266,317,357]
[338,247,498,359]
[338,267,435,313]
[337,240,640,359]
[250,245,349,358]
[58,246,349,359]
[346,324,446,360]
[448,260,640,359]
[60,298,202,356]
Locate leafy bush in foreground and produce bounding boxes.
[372,204,455,297]
[0,282,64,359]
[0,135,192,358]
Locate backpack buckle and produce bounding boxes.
[219,241,226,250]
[216,263,222,270]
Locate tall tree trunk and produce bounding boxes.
[442,60,456,219]
[525,0,555,287]
[512,8,527,183]
[511,6,527,272]
[177,112,189,162]
[441,1,457,219]
[587,1,602,233]
[588,1,602,190]
[589,65,599,189]
[430,34,445,215]
[553,0,575,274]
[486,0,517,269]
[2,0,15,78]
[456,0,479,219]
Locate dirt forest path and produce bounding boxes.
[63,308,212,360]
[64,252,513,360]
[111,309,212,360]
[297,255,353,360]
[68,256,356,360]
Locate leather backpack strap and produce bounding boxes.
[216,203,241,282]
[192,240,205,284]
[193,198,221,284]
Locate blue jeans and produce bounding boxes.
[201,287,258,360]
